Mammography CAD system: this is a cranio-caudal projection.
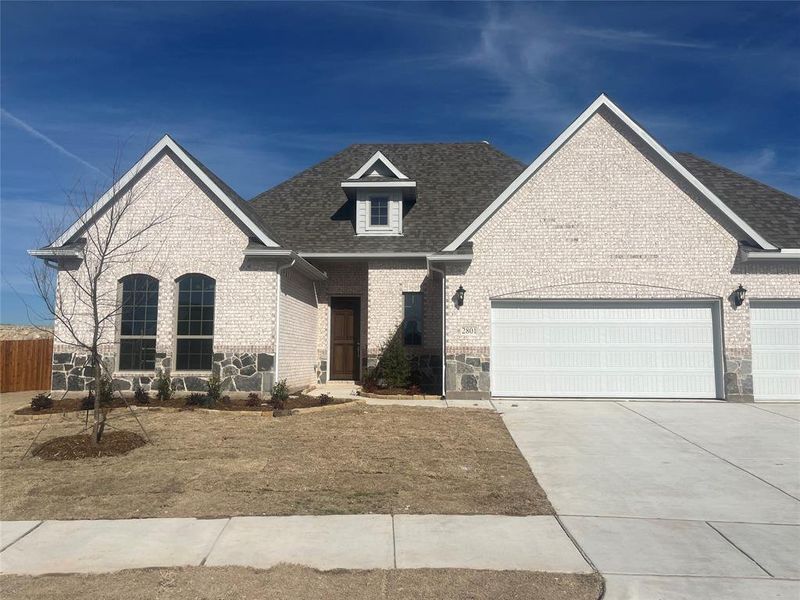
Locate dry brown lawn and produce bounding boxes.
[0,393,551,520]
[0,564,603,600]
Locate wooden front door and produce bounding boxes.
[330,298,360,380]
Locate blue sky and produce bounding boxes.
[2,1,798,323]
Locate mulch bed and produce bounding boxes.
[32,431,147,461]
[16,394,350,416]
[362,387,432,396]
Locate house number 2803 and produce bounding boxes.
[461,326,477,335]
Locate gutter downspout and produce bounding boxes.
[273,259,296,385]
[428,262,447,398]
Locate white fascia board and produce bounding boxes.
[443,94,777,252]
[743,248,800,261]
[243,248,327,280]
[427,254,473,262]
[52,135,279,248]
[341,180,416,188]
[299,252,430,259]
[27,247,82,258]
[348,151,408,180]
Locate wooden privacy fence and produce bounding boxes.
[0,338,53,393]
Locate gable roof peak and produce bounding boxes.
[442,93,778,252]
[349,150,408,180]
[48,134,281,249]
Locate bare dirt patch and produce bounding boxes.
[0,403,551,520]
[32,430,146,460]
[0,564,603,600]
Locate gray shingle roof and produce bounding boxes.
[249,143,526,253]
[673,152,800,248]
[220,142,799,254]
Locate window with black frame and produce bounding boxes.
[403,292,423,346]
[175,274,215,371]
[118,274,159,371]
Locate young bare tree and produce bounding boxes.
[28,151,176,446]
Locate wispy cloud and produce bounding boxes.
[570,27,714,50]
[457,6,720,134]
[1,108,104,174]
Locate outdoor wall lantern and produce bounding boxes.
[732,283,747,307]
[455,285,466,307]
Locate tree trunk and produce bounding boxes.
[91,351,103,447]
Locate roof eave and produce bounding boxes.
[742,248,800,261]
[242,248,327,280]
[340,181,416,189]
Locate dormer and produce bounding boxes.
[341,151,416,236]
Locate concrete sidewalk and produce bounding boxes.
[0,514,593,576]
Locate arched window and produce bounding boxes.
[118,274,159,371]
[175,274,215,371]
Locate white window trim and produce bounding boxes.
[368,196,391,229]
[357,190,403,236]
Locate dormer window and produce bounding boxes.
[342,150,416,237]
[370,196,389,226]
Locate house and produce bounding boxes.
[31,95,800,402]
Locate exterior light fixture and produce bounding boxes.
[455,285,466,307]
[732,284,747,307]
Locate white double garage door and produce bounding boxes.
[491,300,800,400]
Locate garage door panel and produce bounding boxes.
[492,370,717,398]
[491,301,720,399]
[494,323,713,346]
[751,301,800,401]
[492,347,715,370]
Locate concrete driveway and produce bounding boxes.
[499,400,800,600]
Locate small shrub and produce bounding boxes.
[79,384,112,410]
[30,393,53,411]
[362,367,380,393]
[133,386,150,404]
[408,384,423,396]
[318,393,332,406]
[377,332,410,389]
[246,392,261,407]
[206,375,222,405]
[271,379,289,410]
[220,395,232,406]
[184,393,209,407]
[154,371,174,401]
[80,393,95,411]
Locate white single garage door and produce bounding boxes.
[751,301,800,401]
[491,301,722,398]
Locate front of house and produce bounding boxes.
[33,95,800,402]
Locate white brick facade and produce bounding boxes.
[307,259,442,386]
[278,269,319,390]
[366,260,442,355]
[46,112,796,401]
[51,152,278,393]
[443,110,799,400]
